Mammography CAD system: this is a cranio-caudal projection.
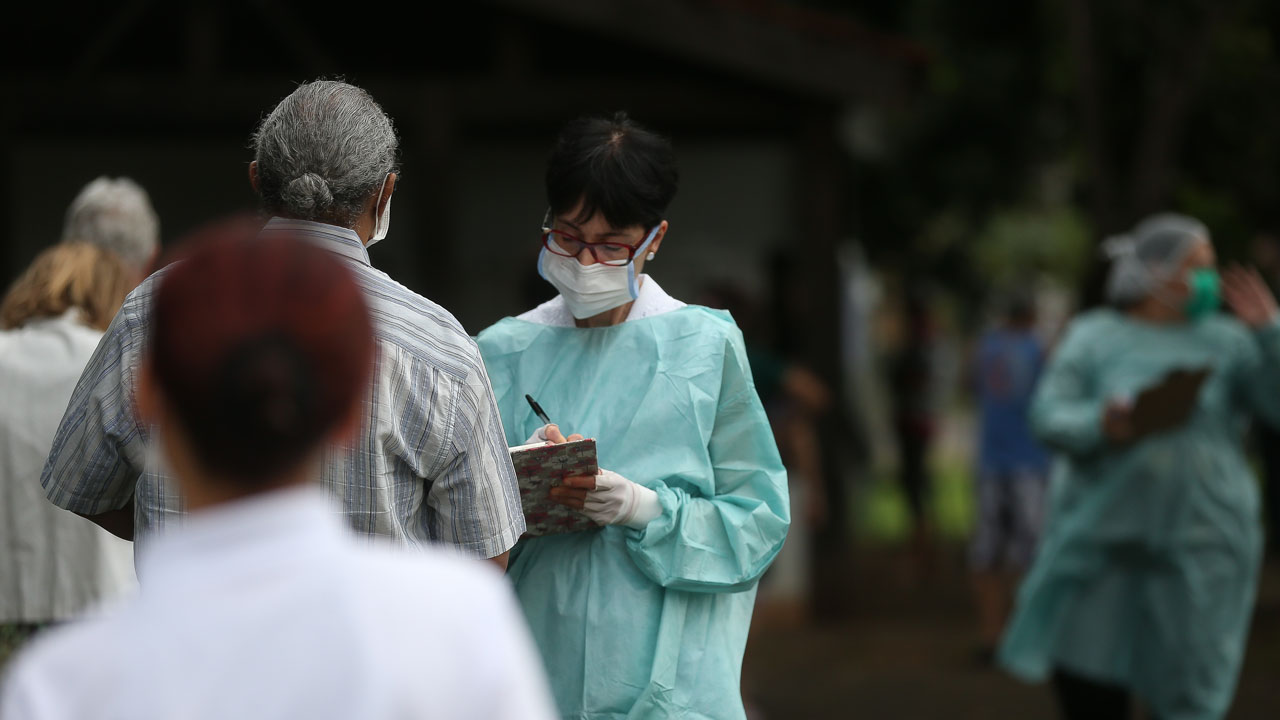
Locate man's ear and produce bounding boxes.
[248,161,260,193]
[376,172,397,217]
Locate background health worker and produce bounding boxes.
[999,213,1280,720]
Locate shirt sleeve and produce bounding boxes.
[0,660,41,720]
[1029,318,1105,458]
[624,329,791,593]
[41,293,148,516]
[1231,317,1280,427]
[423,346,526,558]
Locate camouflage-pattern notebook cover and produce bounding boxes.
[509,438,601,537]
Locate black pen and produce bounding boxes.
[525,394,552,426]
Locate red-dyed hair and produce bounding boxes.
[149,221,373,486]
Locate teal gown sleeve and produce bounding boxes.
[1030,318,1106,458]
[1231,317,1280,427]
[623,330,791,593]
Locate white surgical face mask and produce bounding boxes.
[538,224,659,319]
[367,178,392,247]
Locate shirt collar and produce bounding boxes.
[262,217,371,267]
[137,484,342,585]
[625,275,685,321]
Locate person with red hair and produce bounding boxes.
[0,232,555,720]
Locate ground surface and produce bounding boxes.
[744,547,1280,720]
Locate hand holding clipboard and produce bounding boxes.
[1104,367,1211,444]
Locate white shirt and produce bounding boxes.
[0,486,557,720]
[0,310,136,623]
[518,274,687,327]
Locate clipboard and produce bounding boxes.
[1128,367,1211,437]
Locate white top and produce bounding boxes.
[0,486,558,720]
[518,274,687,327]
[0,310,136,623]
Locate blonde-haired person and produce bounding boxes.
[0,243,137,664]
[1,243,133,331]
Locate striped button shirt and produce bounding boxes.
[40,218,525,557]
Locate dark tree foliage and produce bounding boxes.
[799,0,1280,301]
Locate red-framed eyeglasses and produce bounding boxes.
[540,229,645,266]
[540,212,649,266]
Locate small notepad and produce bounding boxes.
[509,438,601,537]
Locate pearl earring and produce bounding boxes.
[646,252,656,261]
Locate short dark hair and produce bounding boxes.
[545,111,679,231]
[149,224,374,487]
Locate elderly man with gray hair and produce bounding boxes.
[60,177,160,284]
[40,80,526,568]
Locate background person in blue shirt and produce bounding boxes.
[969,290,1051,661]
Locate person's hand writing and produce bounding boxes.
[523,426,552,445]
[543,424,585,445]
[1222,265,1279,329]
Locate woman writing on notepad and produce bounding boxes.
[475,113,789,719]
[999,213,1280,720]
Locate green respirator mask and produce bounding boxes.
[1184,268,1221,321]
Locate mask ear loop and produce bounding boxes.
[368,174,394,245]
[628,225,662,299]
[537,208,554,283]
[536,246,551,284]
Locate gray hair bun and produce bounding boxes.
[282,173,334,213]
[251,81,399,227]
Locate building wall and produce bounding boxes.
[7,135,794,337]
[8,137,257,275]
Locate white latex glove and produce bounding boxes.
[523,424,583,446]
[523,425,552,445]
[581,469,663,530]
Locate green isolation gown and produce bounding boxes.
[476,303,789,719]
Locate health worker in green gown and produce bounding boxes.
[475,112,790,719]
[999,213,1280,720]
